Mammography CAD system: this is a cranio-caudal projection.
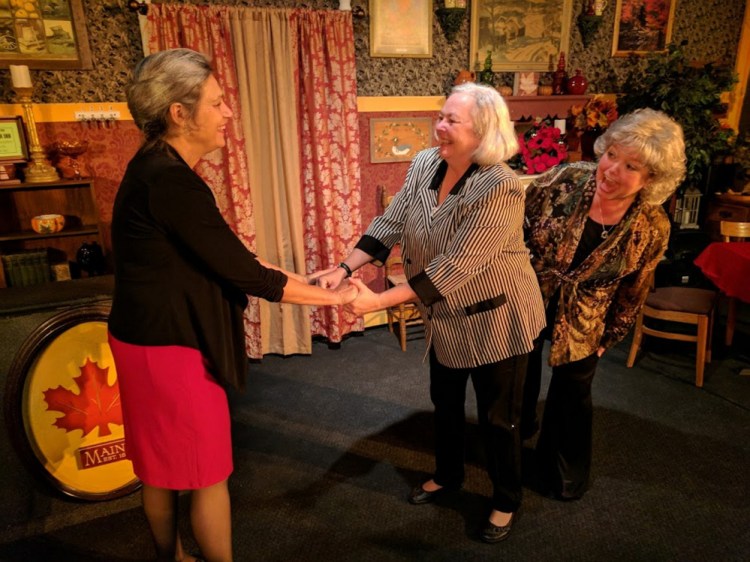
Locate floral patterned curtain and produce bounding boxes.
[292,9,364,341]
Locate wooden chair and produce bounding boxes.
[719,220,750,346]
[627,275,717,388]
[380,186,423,351]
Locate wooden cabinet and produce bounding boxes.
[705,193,750,240]
[0,179,103,288]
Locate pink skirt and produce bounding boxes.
[108,333,233,489]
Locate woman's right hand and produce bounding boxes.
[316,267,348,289]
[336,280,359,305]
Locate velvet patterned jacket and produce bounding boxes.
[524,162,670,366]
[356,147,546,369]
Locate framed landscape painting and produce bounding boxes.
[0,0,92,69]
[470,0,573,71]
[612,0,676,56]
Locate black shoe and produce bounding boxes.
[480,510,518,544]
[408,483,451,505]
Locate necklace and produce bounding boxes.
[596,195,612,240]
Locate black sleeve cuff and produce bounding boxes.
[410,270,444,306]
[355,235,390,267]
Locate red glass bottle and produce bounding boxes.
[567,69,588,95]
[552,52,567,95]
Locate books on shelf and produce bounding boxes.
[1,250,51,288]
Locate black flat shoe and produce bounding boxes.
[480,510,518,544]
[408,483,451,505]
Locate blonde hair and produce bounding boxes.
[450,82,518,165]
[594,108,686,205]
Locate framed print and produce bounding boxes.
[370,0,433,58]
[514,71,539,96]
[612,0,676,56]
[4,303,141,501]
[370,118,434,163]
[470,0,573,71]
[0,0,92,69]
[0,116,28,162]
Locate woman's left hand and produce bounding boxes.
[597,346,606,357]
[345,278,382,316]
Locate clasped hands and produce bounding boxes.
[306,267,380,315]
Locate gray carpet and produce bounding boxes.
[1,312,748,561]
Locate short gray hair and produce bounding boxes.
[594,108,686,205]
[127,48,212,152]
[450,82,518,166]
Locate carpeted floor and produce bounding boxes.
[1,312,748,561]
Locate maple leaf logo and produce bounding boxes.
[43,359,123,437]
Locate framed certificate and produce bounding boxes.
[0,116,29,162]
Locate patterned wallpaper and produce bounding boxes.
[0,0,744,103]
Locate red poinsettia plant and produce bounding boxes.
[509,119,568,174]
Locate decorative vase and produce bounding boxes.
[552,52,568,95]
[76,242,106,276]
[580,126,603,161]
[567,69,588,95]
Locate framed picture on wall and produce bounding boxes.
[0,116,28,162]
[0,0,92,69]
[469,0,573,71]
[612,0,677,56]
[370,0,432,58]
[370,118,434,163]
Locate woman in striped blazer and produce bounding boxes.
[319,83,545,543]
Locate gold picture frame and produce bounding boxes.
[470,0,573,71]
[370,117,434,163]
[0,116,28,162]
[0,0,92,69]
[611,0,676,56]
[370,0,433,58]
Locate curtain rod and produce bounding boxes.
[126,2,366,17]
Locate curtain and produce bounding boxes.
[292,9,364,341]
[229,9,312,355]
[146,4,265,359]
[144,4,362,357]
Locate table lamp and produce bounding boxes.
[9,64,59,183]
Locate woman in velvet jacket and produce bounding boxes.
[521,108,686,501]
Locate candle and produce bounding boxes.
[9,65,32,88]
[554,118,567,135]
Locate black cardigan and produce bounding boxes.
[108,144,287,390]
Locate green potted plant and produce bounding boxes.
[617,41,737,193]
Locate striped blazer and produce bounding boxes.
[356,147,545,369]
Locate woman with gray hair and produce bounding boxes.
[108,48,356,561]
[317,83,546,543]
[521,107,686,501]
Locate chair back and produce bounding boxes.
[719,220,750,241]
[380,185,394,211]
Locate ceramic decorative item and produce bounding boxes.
[76,241,106,276]
[497,85,513,97]
[567,69,589,95]
[52,140,92,180]
[31,214,65,234]
[538,85,554,96]
[454,70,475,85]
[552,52,568,95]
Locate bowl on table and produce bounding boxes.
[31,214,65,234]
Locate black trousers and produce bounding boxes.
[429,348,528,513]
[522,335,599,499]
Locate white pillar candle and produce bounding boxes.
[554,118,567,135]
[9,65,32,88]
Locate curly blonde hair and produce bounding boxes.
[594,108,686,205]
